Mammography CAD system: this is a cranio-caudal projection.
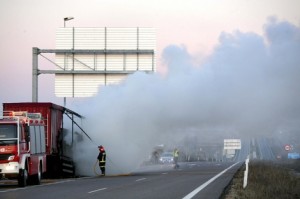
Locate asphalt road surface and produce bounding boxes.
[0,162,241,199]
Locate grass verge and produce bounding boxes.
[221,160,300,199]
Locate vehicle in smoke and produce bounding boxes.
[159,152,174,164]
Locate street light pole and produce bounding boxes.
[63,17,74,107]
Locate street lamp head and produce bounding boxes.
[64,17,74,21]
[64,17,74,28]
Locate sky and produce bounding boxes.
[1,0,300,175]
[0,0,299,104]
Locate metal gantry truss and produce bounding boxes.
[32,47,155,102]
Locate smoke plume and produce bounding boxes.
[71,17,300,176]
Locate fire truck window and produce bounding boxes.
[0,124,17,138]
[0,124,17,146]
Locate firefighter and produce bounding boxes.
[173,148,179,169]
[97,145,106,176]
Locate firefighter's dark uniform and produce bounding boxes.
[97,146,106,175]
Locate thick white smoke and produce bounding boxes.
[72,17,300,176]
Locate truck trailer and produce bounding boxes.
[0,102,84,186]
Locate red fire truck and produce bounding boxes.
[0,111,46,186]
[0,102,84,187]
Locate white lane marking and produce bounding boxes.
[182,162,240,199]
[135,178,146,182]
[38,179,75,187]
[0,179,75,193]
[88,188,107,194]
[162,173,168,175]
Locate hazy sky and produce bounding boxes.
[0,0,299,104]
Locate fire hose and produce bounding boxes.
[93,156,124,176]
[93,159,101,176]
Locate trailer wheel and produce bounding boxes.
[30,162,42,185]
[34,163,42,185]
[18,168,28,187]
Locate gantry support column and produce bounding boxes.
[32,47,39,102]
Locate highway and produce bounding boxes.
[0,162,241,199]
[235,139,251,162]
[257,138,276,161]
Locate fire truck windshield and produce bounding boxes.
[0,124,17,146]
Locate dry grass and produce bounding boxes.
[221,161,300,199]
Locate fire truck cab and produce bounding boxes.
[0,111,46,187]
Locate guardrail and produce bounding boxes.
[243,156,250,188]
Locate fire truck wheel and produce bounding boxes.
[18,168,28,187]
[34,164,42,185]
